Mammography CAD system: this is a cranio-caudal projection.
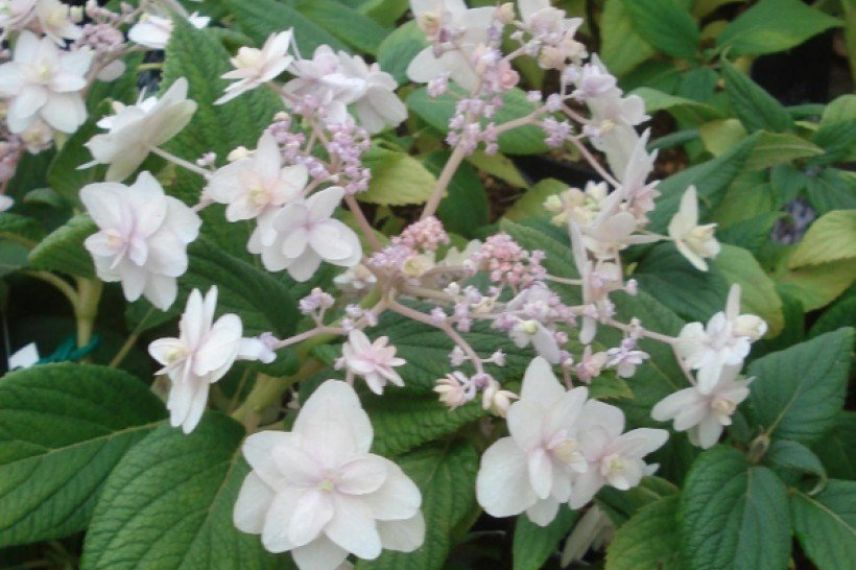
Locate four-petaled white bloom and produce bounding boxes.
[569,400,667,509]
[407,0,495,91]
[652,364,751,449]
[668,185,720,271]
[128,11,209,50]
[675,284,766,393]
[82,171,201,310]
[206,131,307,221]
[0,30,91,133]
[249,186,361,281]
[477,357,590,526]
[83,78,197,181]
[338,329,406,395]
[336,52,407,133]
[234,380,425,570]
[148,286,268,434]
[217,30,294,104]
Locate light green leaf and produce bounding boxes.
[699,118,748,156]
[791,481,856,570]
[622,0,699,59]
[746,328,854,444]
[715,244,783,336]
[600,0,656,76]
[359,146,437,206]
[406,87,549,155]
[0,363,166,547]
[376,20,427,83]
[81,414,278,570]
[678,446,791,570]
[467,150,528,189]
[717,0,841,56]
[605,496,683,570]
[28,214,96,278]
[504,178,567,221]
[790,210,856,269]
[357,441,479,570]
[778,257,856,311]
[513,508,579,570]
[722,62,793,133]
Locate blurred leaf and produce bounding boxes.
[298,0,391,55]
[745,132,824,170]
[622,0,700,59]
[226,0,346,52]
[791,481,856,570]
[778,257,856,311]
[790,210,856,268]
[467,150,528,188]
[376,20,427,83]
[717,0,841,56]
[631,87,723,124]
[0,213,46,247]
[513,509,579,570]
[360,146,437,205]
[425,151,489,237]
[28,214,96,278]
[504,178,566,221]
[812,412,856,480]
[0,241,30,276]
[805,169,856,214]
[601,0,656,75]
[722,61,793,133]
[605,496,683,570]
[699,118,747,156]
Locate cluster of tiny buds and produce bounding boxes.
[75,23,124,54]
[298,287,334,319]
[392,216,449,252]
[341,304,378,332]
[325,119,371,195]
[471,233,546,289]
[267,114,329,180]
[85,0,131,24]
[434,370,517,417]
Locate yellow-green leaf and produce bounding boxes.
[359,147,437,206]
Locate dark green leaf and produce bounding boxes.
[426,151,489,237]
[0,363,165,547]
[605,496,683,570]
[226,0,346,53]
[27,214,96,278]
[812,412,856,480]
[722,62,793,133]
[298,0,390,55]
[746,328,854,444]
[622,0,699,59]
[376,20,428,84]
[791,481,856,570]
[513,508,579,570]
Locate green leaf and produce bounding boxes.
[622,0,699,59]
[744,131,824,170]
[27,214,96,278]
[0,213,46,247]
[605,496,683,570]
[297,0,390,55]
[226,0,346,53]
[722,62,793,133]
[181,237,299,337]
[810,119,856,165]
[406,87,549,155]
[699,119,748,156]
[778,257,856,311]
[630,87,722,124]
[717,0,841,56]
[466,150,528,189]
[357,441,479,570]
[648,133,755,233]
[789,210,856,268]
[366,395,486,457]
[745,328,854,444]
[717,212,782,253]
[791,481,856,570]
[81,414,278,570]
[715,245,784,336]
[812,412,856,480]
[359,146,437,206]
[597,476,680,522]
[425,151,489,236]
[163,19,283,257]
[513,508,579,570]
[678,446,791,570]
[0,241,30,276]
[0,363,165,547]
[764,439,826,491]
[376,20,428,84]
[804,169,856,214]
[810,296,856,338]
[601,0,657,76]
[504,178,566,222]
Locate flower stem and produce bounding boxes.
[421,142,468,220]
[150,146,212,179]
[74,278,103,348]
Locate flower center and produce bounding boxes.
[601,453,625,478]
[318,478,335,492]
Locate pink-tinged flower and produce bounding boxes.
[569,401,668,509]
[338,330,405,395]
[652,364,751,449]
[233,380,425,569]
[434,371,472,409]
[668,185,720,271]
[128,11,209,50]
[148,287,267,434]
[82,171,201,310]
[217,30,294,104]
[284,45,366,123]
[477,357,590,526]
[675,285,766,394]
[83,78,197,181]
[336,52,406,134]
[0,30,91,133]
[406,0,496,91]
[249,186,362,282]
[206,132,307,222]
